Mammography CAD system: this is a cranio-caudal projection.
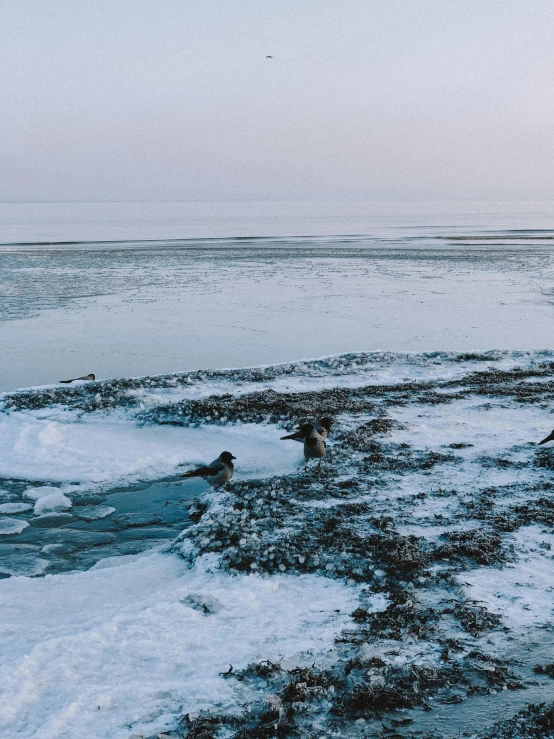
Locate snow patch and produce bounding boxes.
[0,550,363,739]
[0,414,302,488]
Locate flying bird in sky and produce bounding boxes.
[266,55,273,59]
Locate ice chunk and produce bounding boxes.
[0,518,29,535]
[0,544,48,577]
[39,529,116,548]
[30,513,74,528]
[24,485,64,500]
[0,503,32,514]
[74,505,116,522]
[34,493,72,515]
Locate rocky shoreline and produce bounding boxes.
[135,356,554,737]
[3,352,554,737]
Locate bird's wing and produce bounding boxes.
[539,432,554,445]
[181,464,221,478]
[281,430,306,440]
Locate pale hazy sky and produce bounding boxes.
[2,1,553,202]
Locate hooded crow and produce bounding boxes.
[59,374,96,384]
[180,451,236,488]
[281,423,326,470]
[281,417,333,443]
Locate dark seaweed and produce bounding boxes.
[476,701,554,739]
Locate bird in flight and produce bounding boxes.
[266,55,273,59]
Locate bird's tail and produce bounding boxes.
[180,469,201,478]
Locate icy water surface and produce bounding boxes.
[2,352,554,738]
[1,199,554,391]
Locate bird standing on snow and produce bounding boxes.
[180,451,236,488]
[538,430,554,445]
[281,423,326,471]
[281,417,333,443]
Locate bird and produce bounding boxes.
[180,451,236,488]
[281,417,333,443]
[266,55,273,58]
[538,430,554,445]
[281,423,326,471]
[315,417,333,441]
[59,374,95,384]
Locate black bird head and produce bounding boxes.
[320,417,333,432]
[538,430,554,445]
[220,451,236,463]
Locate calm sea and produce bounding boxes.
[1,200,553,391]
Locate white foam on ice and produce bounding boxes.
[0,549,366,739]
[462,526,554,632]
[23,485,65,500]
[133,350,554,403]
[0,412,302,488]
[367,396,551,511]
[3,350,552,409]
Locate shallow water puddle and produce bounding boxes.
[0,477,201,576]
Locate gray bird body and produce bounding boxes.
[181,451,236,488]
[282,417,333,444]
[314,417,332,441]
[303,425,326,462]
[281,422,326,469]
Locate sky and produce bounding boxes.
[1,0,554,202]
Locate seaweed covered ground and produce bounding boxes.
[2,351,554,738]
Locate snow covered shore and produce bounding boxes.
[2,351,554,737]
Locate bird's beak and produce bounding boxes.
[280,430,305,440]
[231,455,237,460]
[538,432,554,445]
